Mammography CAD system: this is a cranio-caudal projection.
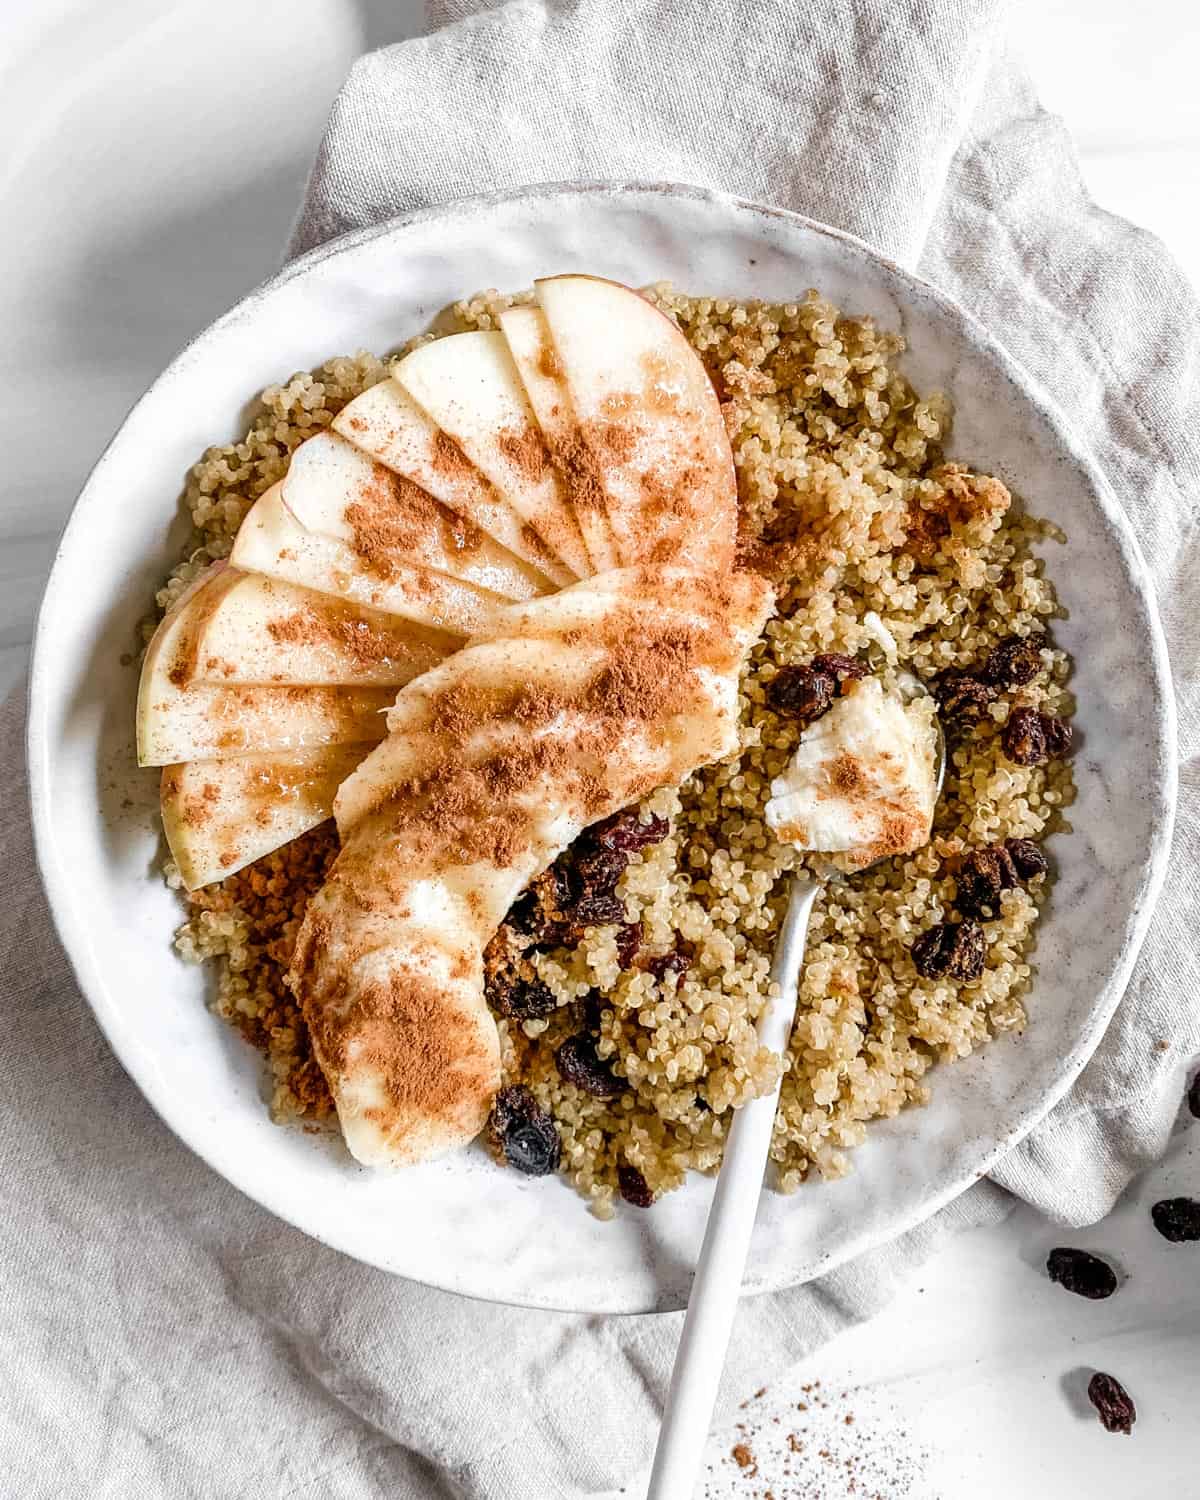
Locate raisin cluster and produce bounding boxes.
[485,806,671,1021]
[933,633,1072,769]
[765,652,867,726]
[954,837,1048,919]
[911,919,986,982]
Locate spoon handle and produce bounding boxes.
[646,878,821,1500]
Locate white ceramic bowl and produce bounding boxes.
[27,184,1175,1314]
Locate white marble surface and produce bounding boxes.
[3,1,1198,1494]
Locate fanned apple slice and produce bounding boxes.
[498,304,620,574]
[469,565,771,653]
[193,572,456,687]
[137,572,392,766]
[140,676,390,766]
[161,744,373,890]
[395,331,592,580]
[332,378,574,586]
[534,275,737,571]
[277,430,551,601]
[230,484,509,637]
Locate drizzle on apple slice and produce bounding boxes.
[161,744,373,890]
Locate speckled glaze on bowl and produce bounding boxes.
[27,184,1175,1314]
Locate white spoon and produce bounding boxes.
[646,676,944,1500]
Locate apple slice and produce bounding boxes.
[534,275,737,571]
[137,574,392,766]
[332,378,574,586]
[230,483,510,637]
[335,637,607,835]
[468,564,763,650]
[498,304,620,575]
[161,743,372,890]
[193,572,456,687]
[395,331,592,581]
[277,430,551,601]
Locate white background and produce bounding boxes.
[2,2,1197,1495]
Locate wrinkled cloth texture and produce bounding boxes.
[6,0,1199,1496]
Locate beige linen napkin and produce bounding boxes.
[5,2,1197,1496]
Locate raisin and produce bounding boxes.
[1002,706,1072,766]
[1150,1196,1200,1242]
[1046,1247,1118,1300]
[570,889,627,930]
[506,864,573,944]
[616,923,642,968]
[643,943,692,982]
[490,974,557,1022]
[912,920,986,982]
[766,665,836,723]
[1005,837,1048,881]
[1043,713,1074,757]
[1189,1071,1200,1120]
[810,652,868,681]
[618,1164,655,1207]
[488,1086,561,1176]
[556,1034,623,1098]
[935,671,996,725]
[588,808,670,853]
[1087,1372,1136,1435]
[956,845,1018,919]
[574,844,628,897]
[983,635,1042,688]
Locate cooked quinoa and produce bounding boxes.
[163,286,1074,1217]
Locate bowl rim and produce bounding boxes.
[25,180,1178,1310]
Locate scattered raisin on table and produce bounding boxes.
[935,671,996,725]
[488,1086,561,1177]
[956,845,1019,919]
[810,652,868,681]
[1046,1247,1118,1300]
[1005,837,1048,881]
[618,1164,655,1208]
[984,635,1043,688]
[556,1034,623,1098]
[912,920,986,982]
[1087,1372,1136,1435]
[1188,1070,1200,1120]
[1150,1196,1200,1242]
[1002,706,1073,766]
[766,665,836,723]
